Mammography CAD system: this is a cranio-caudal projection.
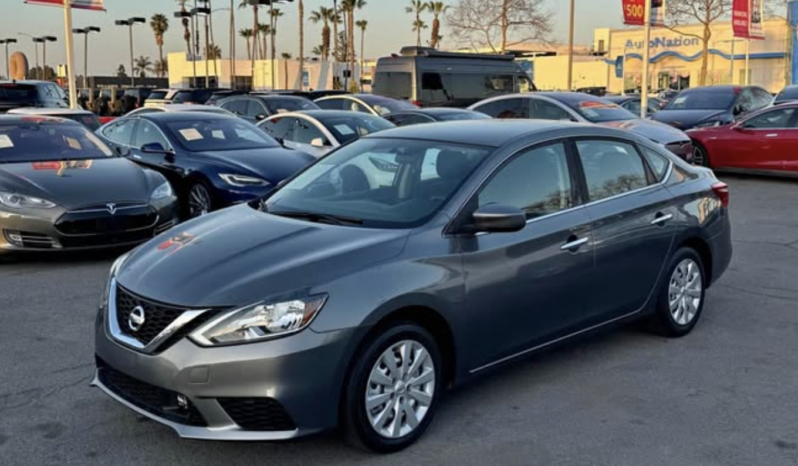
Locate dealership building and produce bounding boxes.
[526,18,795,93]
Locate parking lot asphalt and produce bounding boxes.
[1,175,797,466]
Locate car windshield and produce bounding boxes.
[318,115,395,144]
[264,138,490,228]
[360,96,417,115]
[775,87,798,103]
[166,119,279,152]
[147,91,168,100]
[263,97,320,113]
[0,121,115,163]
[567,99,637,122]
[664,91,735,110]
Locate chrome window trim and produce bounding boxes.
[106,278,210,354]
[445,137,674,236]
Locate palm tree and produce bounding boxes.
[150,14,169,70]
[356,20,368,91]
[240,0,262,84]
[134,56,154,79]
[281,52,292,88]
[209,44,223,59]
[412,18,428,45]
[269,8,283,64]
[426,1,448,49]
[406,0,428,47]
[176,0,192,57]
[311,44,324,57]
[154,58,169,78]
[332,0,340,62]
[240,28,253,60]
[342,1,366,91]
[309,7,334,61]
[258,23,271,60]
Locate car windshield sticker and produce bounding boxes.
[65,137,82,150]
[211,130,226,139]
[0,134,14,149]
[276,108,289,114]
[673,96,687,105]
[578,101,617,110]
[373,105,390,115]
[85,132,113,156]
[179,128,204,141]
[334,124,355,135]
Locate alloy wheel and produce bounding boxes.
[365,340,436,439]
[188,184,212,218]
[668,258,703,326]
[693,146,708,167]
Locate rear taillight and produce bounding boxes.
[411,100,421,107]
[712,182,729,208]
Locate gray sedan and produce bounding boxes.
[469,92,694,161]
[93,121,732,452]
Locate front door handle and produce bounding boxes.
[765,133,779,138]
[561,236,589,251]
[651,213,674,226]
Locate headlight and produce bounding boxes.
[191,295,328,346]
[150,181,173,200]
[694,120,724,128]
[219,173,270,187]
[0,192,57,209]
[99,252,130,309]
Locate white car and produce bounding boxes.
[7,107,102,131]
[124,104,235,117]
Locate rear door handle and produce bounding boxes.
[651,213,674,226]
[561,237,589,251]
[131,154,142,160]
[765,133,779,138]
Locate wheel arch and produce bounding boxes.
[678,236,714,287]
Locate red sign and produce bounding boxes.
[623,0,646,26]
[24,0,104,11]
[733,0,751,38]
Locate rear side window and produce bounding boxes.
[385,113,433,127]
[528,99,573,121]
[147,91,168,100]
[373,72,412,100]
[316,98,346,110]
[743,108,798,129]
[640,146,671,182]
[479,143,573,219]
[260,117,296,141]
[102,120,137,146]
[221,99,248,116]
[474,98,529,119]
[576,140,649,201]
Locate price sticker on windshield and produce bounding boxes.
[179,128,204,141]
[0,134,14,149]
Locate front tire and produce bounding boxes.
[693,144,710,168]
[342,323,442,453]
[648,248,707,338]
[185,180,214,219]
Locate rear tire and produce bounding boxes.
[342,323,442,453]
[647,247,707,338]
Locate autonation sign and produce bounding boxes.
[625,36,701,50]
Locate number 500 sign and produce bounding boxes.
[623,0,646,25]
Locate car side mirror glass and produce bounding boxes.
[141,142,171,154]
[256,113,267,121]
[471,204,527,233]
[114,145,130,157]
[310,137,328,148]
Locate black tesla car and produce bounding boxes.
[0,116,178,253]
[96,113,315,218]
[383,108,491,127]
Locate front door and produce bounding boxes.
[574,139,676,319]
[129,120,183,187]
[460,142,594,368]
[732,107,798,171]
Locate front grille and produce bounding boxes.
[115,286,186,346]
[56,204,157,236]
[217,398,296,431]
[96,357,206,427]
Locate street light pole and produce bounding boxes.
[0,39,17,79]
[567,0,575,91]
[641,1,652,119]
[17,33,39,79]
[72,27,100,89]
[115,18,145,87]
[174,11,198,87]
[35,36,57,81]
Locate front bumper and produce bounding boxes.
[0,198,179,253]
[93,296,356,440]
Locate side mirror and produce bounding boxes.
[114,145,130,157]
[471,204,526,233]
[141,142,173,154]
[255,113,267,121]
[732,121,747,131]
[310,137,328,148]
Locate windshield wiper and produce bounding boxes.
[268,209,364,226]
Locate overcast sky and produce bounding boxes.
[1,0,624,75]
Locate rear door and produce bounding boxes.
[574,139,677,320]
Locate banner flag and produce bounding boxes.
[25,0,104,11]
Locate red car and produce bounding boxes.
[689,103,798,176]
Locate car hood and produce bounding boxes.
[0,157,156,210]
[193,147,315,184]
[116,205,409,307]
[599,118,690,144]
[651,109,729,130]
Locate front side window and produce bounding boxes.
[244,100,268,118]
[292,119,326,145]
[529,99,574,121]
[221,99,248,116]
[134,120,170,149]
[316,98,346,110]
[265,139,490,228]
[474,98,529,119]
[260,117,297,141]
[262,97,319,114]
[576,140,649,201]
[165,119,279,151]
[743,108,797,129]
[479,143,573,219]
[102,119,137,145]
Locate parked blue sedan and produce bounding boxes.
[96,113,314,218]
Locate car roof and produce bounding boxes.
[678,85,744,94]
[159,104,228,112]
[365,119,614,148]
[265,110,378,120]
[7,107,94,115]
[391,108,480,116]
[139,112,234,122]
[0,114,80,125]
[602,96,635,103]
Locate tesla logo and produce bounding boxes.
[106,203,118,215]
